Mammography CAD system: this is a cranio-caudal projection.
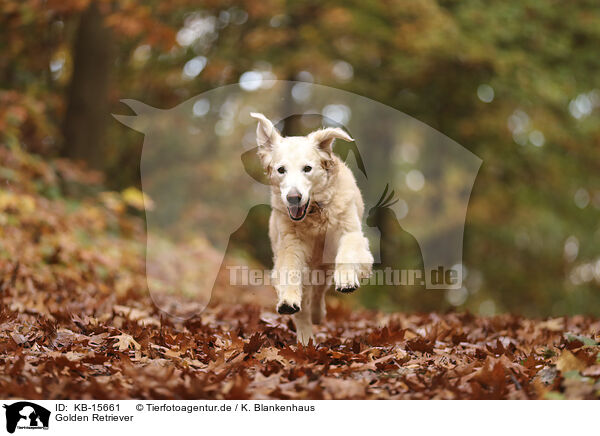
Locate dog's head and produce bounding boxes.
[251,112,354,222]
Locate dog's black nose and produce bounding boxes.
[286,189,302,205]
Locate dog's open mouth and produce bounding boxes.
[287,198,310,221]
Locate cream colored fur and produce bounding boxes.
[251,113,374,344]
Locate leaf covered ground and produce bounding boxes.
[3,300,600,400]
[1,147,600,400]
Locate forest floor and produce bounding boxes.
[1,147,600,399]
[2,294,600,399]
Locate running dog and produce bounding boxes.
[251,113,374,344]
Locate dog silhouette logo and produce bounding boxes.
[3,402,50,433]
[114,81,481,317]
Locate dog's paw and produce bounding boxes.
[276,284,302,315]
[336,285,358,294]
[277,302,300,314]
[334,265,360,293]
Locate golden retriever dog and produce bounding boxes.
[251,113,374,344]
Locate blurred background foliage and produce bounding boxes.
[1,0,600,317]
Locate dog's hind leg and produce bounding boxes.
[293,290,314,345]
[310,283,328,325]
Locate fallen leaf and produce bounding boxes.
[556,349,587,373]
[111,333,141,352]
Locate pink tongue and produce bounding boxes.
[289,205,303,218]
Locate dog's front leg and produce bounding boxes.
[272,234,307,314]
[334,232,374,293]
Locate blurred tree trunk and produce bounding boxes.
[62,2,113,167]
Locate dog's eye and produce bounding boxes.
[303,165,312,173]
[277,166,286,174]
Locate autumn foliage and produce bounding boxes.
[2,0,600,400]
[1,147,599,400]
[2,0,600,316]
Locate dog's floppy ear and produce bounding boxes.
[250,112,281,149]
[309,127,354,155]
